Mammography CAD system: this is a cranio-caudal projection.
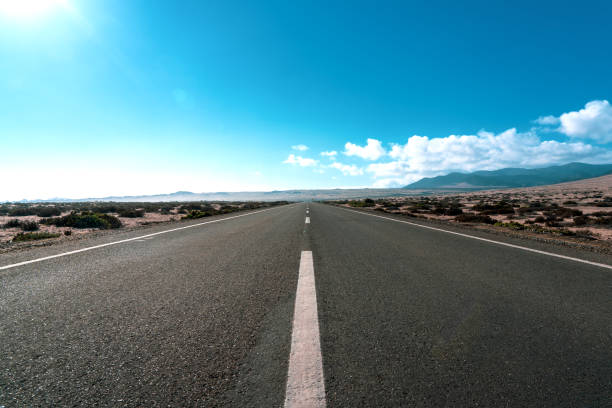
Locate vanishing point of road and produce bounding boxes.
[1,203,610,407]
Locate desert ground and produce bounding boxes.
[329,174,612,252]
[0,201,287,251]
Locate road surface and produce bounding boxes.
[1,203,610,407]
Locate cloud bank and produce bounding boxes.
[344,138,386,160]
[283,154,318,167]
[368,128,611,187]
[291,144,309,151]
[557,100,612,143]
[284,100,612,187]
[320,150,338,158]
[329,162,364,176]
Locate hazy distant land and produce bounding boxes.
[9,162,611,203]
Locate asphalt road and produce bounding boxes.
[1,202,611,407]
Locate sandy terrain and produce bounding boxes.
[0,212,180,244]
[0,202,280,251]
[336,175,612,252]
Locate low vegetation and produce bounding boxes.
[348,198,376,207]
[2,219,23,229]
[454,213,495,224]
[117,209,145,218]
[0,201,289,245]
[326,187,612,244]
[2,219,39,231]
[42,212,122,229]
[13,232,61,242]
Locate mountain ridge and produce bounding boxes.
[404,162,612,189]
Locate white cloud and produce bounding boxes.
[367,128,612,187]
[344,138,386,160]
[291,144,309,151]
[558,100,612,142]
[283,154,318,167]
[321,150,337,157]
[534,115,560,125]
[329,162,364,176]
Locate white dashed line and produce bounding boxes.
[305,217,310,224]
[284,251,326,408]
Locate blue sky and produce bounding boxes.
[1,0,612,200]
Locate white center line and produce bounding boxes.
[0,205,295,272]
[343,207,612,270]
[284,251,326,408]
[305,217,311,224]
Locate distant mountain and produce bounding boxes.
[12,162,612,203]
[12,188,428,203]
[405,162,612,189]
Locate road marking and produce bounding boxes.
[306,210,309,214]
[0,205,293,271]
[284,251,326,408]
[343,208,612,270]
[305,217,310,224]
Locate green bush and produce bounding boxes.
[21,221,39,231]
[118,209,145,218]
[3,219,22,229]
[473,201,515,215]
[183,210,213,219]
[594,216,612,225]
[98,214,123,229]
[349,199,375,208]
[8,207,36,216]
[160,206,173,214]
[573,215,590,226]
[494,221,526,230]
[42,212,122,229]
[34,207,62,217]
[181,203,207,211]
[432,206,463,216]
[72,214,110,229]
[13,232,61,242]
[553,207,582,218]
[454,213,495,224]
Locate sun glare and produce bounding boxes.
[0,0,69,18]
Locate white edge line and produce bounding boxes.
[341,207,612,270]
[284,250,326,408]
[0,205,294,271]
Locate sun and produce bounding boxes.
[0,0,69,18]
